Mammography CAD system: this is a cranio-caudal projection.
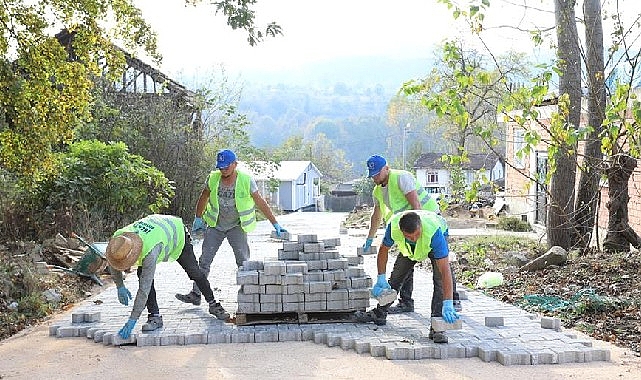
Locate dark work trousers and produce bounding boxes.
[138,229,217,317]
[380,254,458,317]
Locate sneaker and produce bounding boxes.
[453,299,463,312]
[141,316,163,332]
[387,302,414,314]
[175,291,201,306]
[354,309,387,326]
[428,328,448,344]
[209,302,230,321]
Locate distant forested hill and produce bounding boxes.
[238,55,438,176]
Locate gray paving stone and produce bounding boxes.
[313,331,327,344]
[185,332,207,345]
[503,350,533,366]
[278,329,302,342]
[49,324,61,336]
[137,334,161,346]
[369,342,388,357]
[207,331,231,344]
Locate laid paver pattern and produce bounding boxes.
[48,212,610,365]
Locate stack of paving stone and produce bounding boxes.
[236,234,372,318]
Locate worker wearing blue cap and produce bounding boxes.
[363,154,460,320]
[175,149,287,306]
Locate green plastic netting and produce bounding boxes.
[520,288,614,312]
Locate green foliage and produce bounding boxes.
[31,140,173,238]
[442,154,467,202]
[187,0,282,46]
[353,176,375,198]
[602,83,641,159]
[0,0,158,182]
[16,294,52,319]
[497,216,532,232]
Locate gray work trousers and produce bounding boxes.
[192,225,249,295]
[382,254,458,317]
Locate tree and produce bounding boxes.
[0,0,158,183]
[431,0,641,251]
[186,0,282,46]
[547,0,581,249]
[402,40,530,204]
[574,0,605,247]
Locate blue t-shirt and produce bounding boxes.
[382,224,448,260]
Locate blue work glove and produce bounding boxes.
[118,319,137,339]
[371,274,391,297]
[117,286,132,306]
[192,217,205,234]
[363,238,373,251]
[442,300,460,324]
[272,223,287,237]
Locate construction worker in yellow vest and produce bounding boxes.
[105,214,229,340]
[355,210,459,343]
[175,149,287,306]
[363,154,460,313]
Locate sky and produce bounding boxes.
[133,0,555,82]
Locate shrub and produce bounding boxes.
[29,140,174,240]
[498,216,532,232]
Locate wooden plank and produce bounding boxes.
[234,311,357,326]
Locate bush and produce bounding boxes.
[497,216,532,232]
[27,140,174,240]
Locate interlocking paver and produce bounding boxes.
[47,212,610,365]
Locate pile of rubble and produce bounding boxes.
[342,205,373,229]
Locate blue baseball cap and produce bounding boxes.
[216,149,237,169]
[366,155,387,177]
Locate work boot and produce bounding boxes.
[428,328,448,344]
[354,308,387,326]
[141,315,163,332]
[175,291,201,306]
[453,299,463,312]
[209,302,230,321]
[387,301,414,314]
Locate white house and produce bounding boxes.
[237,160,323,212]
[413,152,504,198]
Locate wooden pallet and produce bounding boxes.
[234,310,358,326]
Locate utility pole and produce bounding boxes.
[402,123,410,170]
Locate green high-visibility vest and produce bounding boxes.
[113,214,185,267]
[372,169,439,223]
[202,170,257,232]
[390,210,441,262]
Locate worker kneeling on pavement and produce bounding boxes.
[355,210,460,343]
[105,214,230,340]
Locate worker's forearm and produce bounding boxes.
[256,197,277,224]
[405,190,421,210]
[195,189,209,217]
[437,258,454,300]
[376,246,389,274]
[108,266,125,288]
[367,211,382,239]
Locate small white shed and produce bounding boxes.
[238,160,323,212]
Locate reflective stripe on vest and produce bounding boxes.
[202,170,257,232]
[113,214,185,267]
[390,210,441,262]
[372,169,438,223]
